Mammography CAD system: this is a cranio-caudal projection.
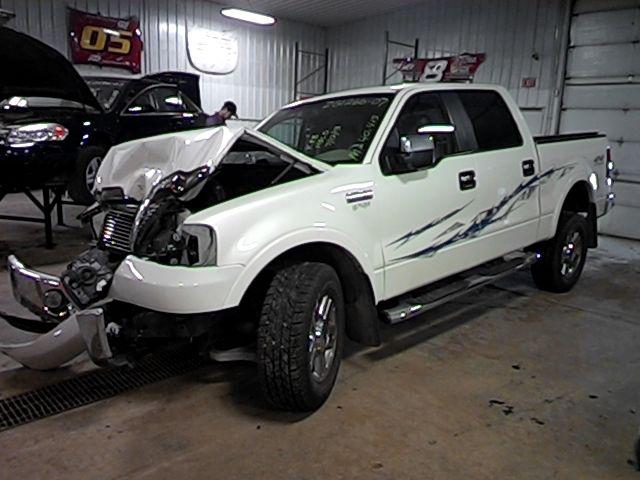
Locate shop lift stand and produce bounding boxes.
[0,184,79,249]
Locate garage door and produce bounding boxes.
[560,0,640,239]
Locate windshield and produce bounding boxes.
[86,79,127,110]
[258,94,394,164]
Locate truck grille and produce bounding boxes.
[100,206,138,253]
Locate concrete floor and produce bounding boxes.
[1,192,640,479]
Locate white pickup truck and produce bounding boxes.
[1,83,614,411]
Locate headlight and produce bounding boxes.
[181,224,217,266]
[157,166,210,200]
[7,123,69,145]
[132,166,211,252]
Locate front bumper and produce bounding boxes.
[1,254,242,369]
[2,256,117,368]
[110,256,243,314]
[1,256,85,369]
[0,313,84,370]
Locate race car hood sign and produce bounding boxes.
[68,8,143,73]
[393,53,486,83]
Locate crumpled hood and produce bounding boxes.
[95,127,241,200]
[95,126,328,201]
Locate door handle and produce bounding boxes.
[458,170,476,190]
[522,159,535,177]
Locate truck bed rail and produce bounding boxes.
[534,132,606,144]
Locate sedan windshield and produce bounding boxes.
[258,94,394,164]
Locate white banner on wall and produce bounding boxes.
[187,26,238,75]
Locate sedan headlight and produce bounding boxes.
[7,123,69,145]
[181,224,217,266]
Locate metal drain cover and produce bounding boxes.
[0,352,208,431]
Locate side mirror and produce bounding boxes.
[400,134,435,154]
[399,134,435,170]
[400,124,455,170]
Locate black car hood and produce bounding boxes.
[0,27,102,112]
[0,107,90,126]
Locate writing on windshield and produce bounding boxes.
[259,94,393,164]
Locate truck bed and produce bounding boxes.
[534,132,606,144]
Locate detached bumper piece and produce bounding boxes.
[0,313,85,371]
[8,255,72,321]
[0,255,117,370]
[76,308,128,367]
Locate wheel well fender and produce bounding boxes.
[230,240,381,347]
[554,180,597,247]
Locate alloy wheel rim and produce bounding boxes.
[85,156,101,192]
[560,229,583,278]
[308,294,338,382]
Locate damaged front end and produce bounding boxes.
[1,165,216,369]
[1,127,320,370]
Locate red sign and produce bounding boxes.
[522,77,537,88]
[68,8,143,73]
[393,53,486,83]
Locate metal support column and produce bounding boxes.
[382,31,420,85]
[293,42,330,101]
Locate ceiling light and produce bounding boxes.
[220,8,275,25]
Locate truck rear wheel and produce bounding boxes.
[258,262,345,411]
[531,213,589,293]
[68,146,105,205]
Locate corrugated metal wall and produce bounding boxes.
[0,0,326,123]
[326,0,569,134]
[0,0,575,134]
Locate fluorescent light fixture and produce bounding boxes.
[221,8,275,25]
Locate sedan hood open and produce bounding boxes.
[0,27,102,112]
[95,127,329,201]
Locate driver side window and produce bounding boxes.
[381,92,457,175]
[125,90,156,114]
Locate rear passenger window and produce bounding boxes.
[457,91,522,151]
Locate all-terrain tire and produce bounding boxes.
[531,213,589,293]
[258,262,345,411]
[68,146,106,204]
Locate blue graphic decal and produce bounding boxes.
[387,200,473,249]
[391,165,575,261]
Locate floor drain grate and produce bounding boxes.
[0,352,208,431]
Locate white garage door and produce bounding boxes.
[561,0,640,239]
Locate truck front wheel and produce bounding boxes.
[531,213,589,293]
[258,262,345,411]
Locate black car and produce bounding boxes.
[0,27,209,203]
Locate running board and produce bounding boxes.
[381,252,537,324]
